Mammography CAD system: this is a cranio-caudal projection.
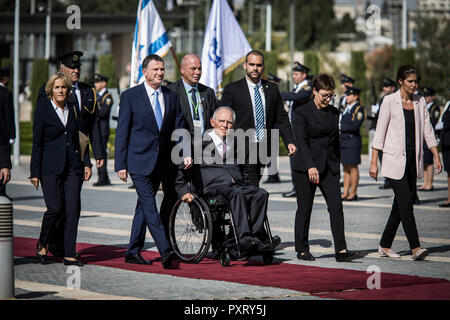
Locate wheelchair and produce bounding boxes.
[168,193,275,267]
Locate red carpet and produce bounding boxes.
[14,237,449,300]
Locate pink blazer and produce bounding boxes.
[372,90,438,180]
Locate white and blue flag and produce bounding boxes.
[200,0,252,93]
[130,0,172,87]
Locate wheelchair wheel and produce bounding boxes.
[220,251,231,267]
[169,197,212,263]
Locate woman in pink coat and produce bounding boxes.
[369,65,442,261]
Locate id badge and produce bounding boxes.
[193,120,202,128]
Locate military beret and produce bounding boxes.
[340,74,355,84]
[292,62,310,73]
[57,50,83,69]
[0,66,11,77]
[94,73,109,83]
[267,73,281,83]
[423,87,436,97]
[345,85,361,95]
[382,77,396,88]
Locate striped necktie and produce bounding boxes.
[153,91,163,131]
[254,84,265,141]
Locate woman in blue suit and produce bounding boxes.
[30,72,90,266]
[340,86,365,201]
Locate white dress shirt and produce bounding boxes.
[51,100,69,126]
[245,77,266,141]
[208,130,231,158]
[144,81,165,117]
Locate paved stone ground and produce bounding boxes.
[4,155,450,301]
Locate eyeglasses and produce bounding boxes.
[318,92,336,100]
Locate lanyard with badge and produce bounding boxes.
[185,87,202,129]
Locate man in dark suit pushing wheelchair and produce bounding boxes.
[175,107,280,256]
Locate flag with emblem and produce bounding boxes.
[200,0,252,93]
[130,0,172,87]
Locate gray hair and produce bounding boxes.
[213,106,236,122]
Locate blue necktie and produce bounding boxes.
[153,91,163,131]
[73,82,80,110]
[254,84,265,140]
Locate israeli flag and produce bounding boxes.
[130,0,172,87]
[200,0,252,93]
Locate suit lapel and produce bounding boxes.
[177,80,194,130]
[240,78,255,125]
[160,86,171,132]
[46,100,65,128]
[139,83,159,133]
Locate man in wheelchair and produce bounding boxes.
[175,106,279,253]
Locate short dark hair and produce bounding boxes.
[396,65,418,82]
[313,73,335,91]
[245,50,265,64]
[142,54,164,70]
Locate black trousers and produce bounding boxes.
[39,165,83,257]
[0,177,6,197]
[380,151,420,249]
[96,134,110,184]
[292,168,347,254]
[214,184,268,241]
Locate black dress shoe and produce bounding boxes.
[264,174,281,184]
[271,235,281,248]
[282,190,296,198]
[335,250,360,262]
[297,251,315,261]
[36,241,48,264]
[379,183,392,189]
[239,237,260,252]
[93,181,110,187]
[125,253,152,265]
[257,242,273,251]
[344,195,358,201]
[64,258,85,266]
[161,251,179,269]
[439,202,450,208]
[49,249,81,259]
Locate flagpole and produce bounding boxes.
[170,46,181,72]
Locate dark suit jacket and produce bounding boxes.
[38,81,106,160]
[0,85,15,169]
[114,83,187,176]
[281,80,313,113]
[30,99,84,178]
[440,105,450,146]
[220,78,294,155]
[168,79,217,135]
[292,99,341,174]
[175,140,244,198]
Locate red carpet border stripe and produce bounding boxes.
[14,237,449,300]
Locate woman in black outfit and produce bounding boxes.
[30,72,89,266]
[291,73,360,262]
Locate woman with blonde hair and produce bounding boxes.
[30,72,90,266]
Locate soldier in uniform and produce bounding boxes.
[36,50,106,258]
[419,87,440,191]
[368,77,397,189]
[0,67,15,200]
[337,74,355,113]
[93,73,113,186]
[340,86,365,201]
[281,62,313,197]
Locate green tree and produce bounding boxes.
[350,51,368,107]
[339,13,356,33]
[393,48,415,74]
[415,16,450,102]
[1,58,13,91]
[98,54,116,88]
[304,51,320,75]
[30,58,49,116]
